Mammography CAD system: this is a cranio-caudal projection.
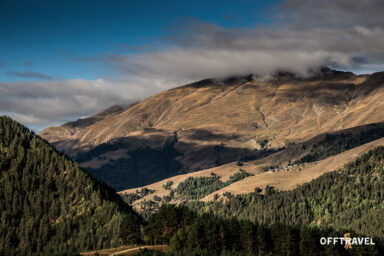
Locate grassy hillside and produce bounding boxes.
[0,117,142,256]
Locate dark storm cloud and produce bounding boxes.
[7,70,53,80]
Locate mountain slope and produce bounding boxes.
[41,70,384,154]
[40,69,384,190]
[0,116,142,256]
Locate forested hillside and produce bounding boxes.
[294,124,384,164]
[186,147,384,240]
[137,205,383,256]
[0,117,142,256]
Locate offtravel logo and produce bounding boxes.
[320,233,375,249]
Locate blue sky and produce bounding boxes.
[0,0,277,82]
[1,0,384,130]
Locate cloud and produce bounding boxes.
[115,48,340,81]
[0,77,171,130]
[281,0,384,28]
[7,70,53,80]
[105,0,384,79]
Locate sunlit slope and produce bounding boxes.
[41,70,384,157]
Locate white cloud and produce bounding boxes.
[0,78,172,129]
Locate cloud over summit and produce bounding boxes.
[110,0,384,80]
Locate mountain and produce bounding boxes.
[40,69,384,190]
[0,116,142,256]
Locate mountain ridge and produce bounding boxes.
[40,104,126,147]
[41,69,382,155]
